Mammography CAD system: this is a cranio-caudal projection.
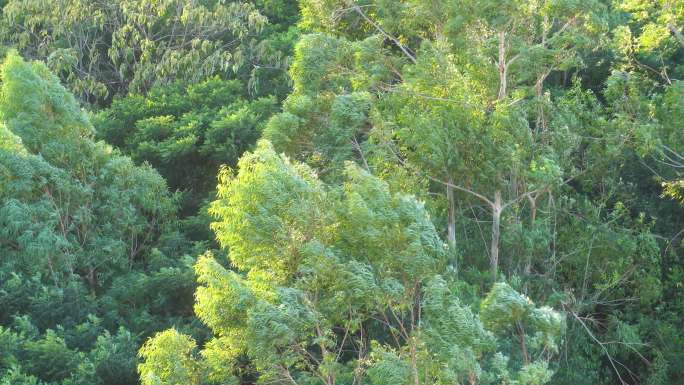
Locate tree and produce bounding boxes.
[138,329,203,385]
[264,0,607,280]
[140,140,563,385]
[0,0,282,104]
[93,77,278,238]
[1,1,683,384]
[259,1,683,383]
[0,52,182,290]
[0,53,198,385]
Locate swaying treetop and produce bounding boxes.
[0,0,285,104]
[139,140,563,385]
[0,52,180,292]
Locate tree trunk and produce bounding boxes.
[535,70,551,139]
[317,334,336,385]
[517,321,530,365]
[447,181,456,249]
[668,22,684,48]
[535,76,545,134]
[446,179,457,273]
[410,339,420,385]
[525,194,537,274]
[497,31,508,100]
[409,299,420,385]
[490,191,502,282]
[86,267,97,295]
[527,194,537,224]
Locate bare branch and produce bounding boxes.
[565,306,630,385]
[668,22,684,47]
[343,1,417,64]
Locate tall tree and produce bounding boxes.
[0,0,297,105]
[139,140,564,385]
[0,53,198,385]
[93,77,279,240]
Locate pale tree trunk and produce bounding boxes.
[409,290,420,385]
[446,179,457,273]
[535,75,545,134]
[516,321,530,365]
[404,290,421,385]
[410,339,420,385]
[525,194,537,274]
[490,191,502,282]
[527,194,537,224]
[87,266,97,295]
[314,322,336,385]
[497,31,508,100]
[668,23,684,47]
[534,70,552,140]
[447,181,456,249]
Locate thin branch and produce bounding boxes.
[565,306,629,385]
[667,22,684,47]
[343,1,417,64]
[429,175,494,207]
[664,228,684,257]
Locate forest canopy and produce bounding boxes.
[0,0,683,385]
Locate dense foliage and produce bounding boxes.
[0,0,683,384]
[0,53,200,385]
[93,77,279,240]
[0,0,298,105]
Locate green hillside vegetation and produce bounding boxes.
[0,0,683,384]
